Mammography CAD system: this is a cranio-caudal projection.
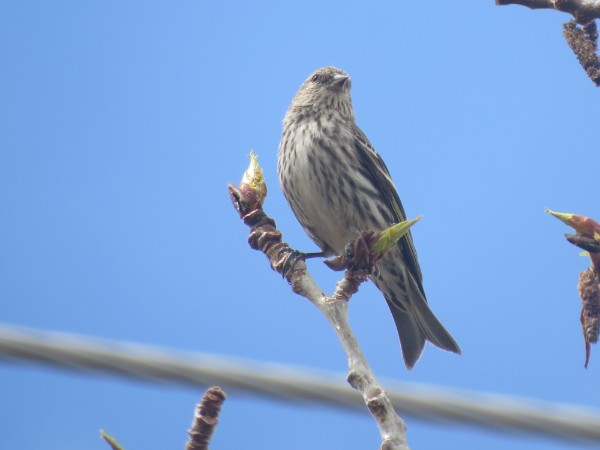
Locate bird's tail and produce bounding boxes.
[374,265,460,369]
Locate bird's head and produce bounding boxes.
[289,66,354,119]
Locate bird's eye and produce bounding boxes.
[311,74,319,83]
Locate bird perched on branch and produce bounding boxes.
[277,66,460,368]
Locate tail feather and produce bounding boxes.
[376,263,460,368]
[385,302,426,369]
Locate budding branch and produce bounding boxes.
[229,153,413,450]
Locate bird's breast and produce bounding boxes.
[279,116,378,253]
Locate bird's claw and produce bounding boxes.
[281,250,326,278]
[281,250,306,278]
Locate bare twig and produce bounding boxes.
[186,387,227,450]
[229,153,411,450]
[497,0,600,24]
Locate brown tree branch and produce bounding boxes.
[185,386,227,450]
[497,0,600,24]
[229,153,412,450]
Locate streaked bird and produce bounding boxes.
[277,66,460,368]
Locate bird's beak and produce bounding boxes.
[331,73,350,91]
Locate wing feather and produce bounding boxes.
[351,124,426,296]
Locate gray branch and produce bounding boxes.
[289,265,408,449]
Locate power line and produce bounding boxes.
[0,323,598,445]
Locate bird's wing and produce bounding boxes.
[352,124,425,293]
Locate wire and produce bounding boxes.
[0,323,599,445]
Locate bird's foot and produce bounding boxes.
[323,234,379,276]
[281,250,326,278]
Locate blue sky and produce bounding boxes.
[1,1,599,449]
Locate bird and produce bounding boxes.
[277,66,460,368]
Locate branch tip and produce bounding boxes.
[185,386,227,450]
